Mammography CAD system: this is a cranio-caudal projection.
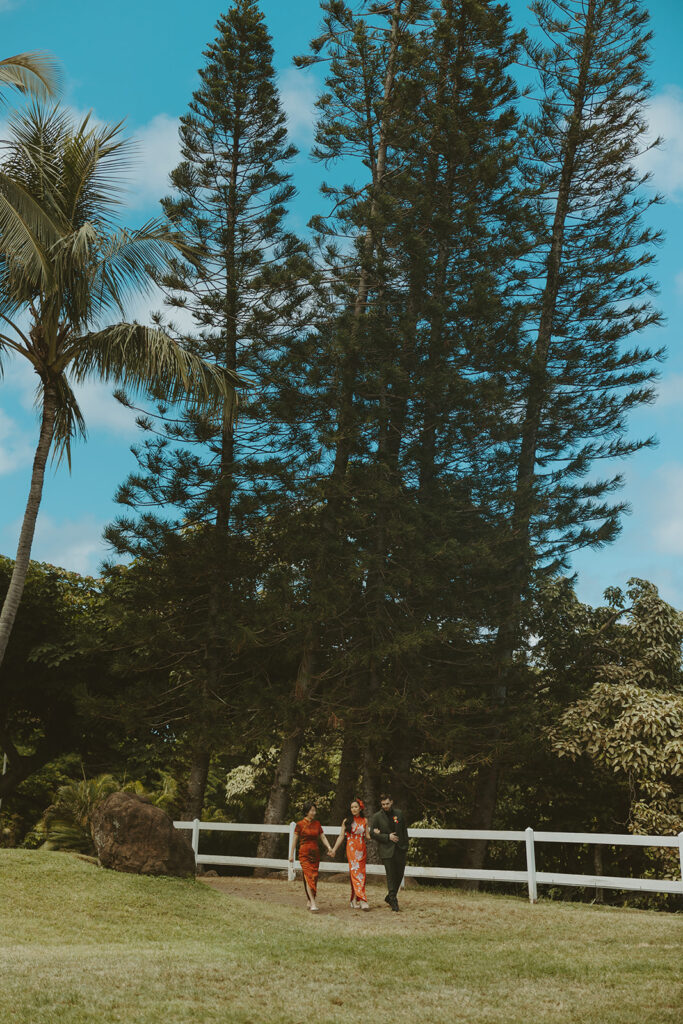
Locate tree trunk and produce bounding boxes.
[0,728,58,800]
[464,2,598,861]
[361,741,382,864]
[391,727,415,820]
[0,381,57,670]
[290,0,406,698]
[329,727,360,827]
[255,729,303,867]
[183,746,211,821]
[461,759,501,882]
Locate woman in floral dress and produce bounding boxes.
[331,799,370,910]
[289,801,333,912]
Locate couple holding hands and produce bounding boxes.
[288,791,409,913]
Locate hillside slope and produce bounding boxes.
[0,850,680,1024]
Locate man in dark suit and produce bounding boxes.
[370,791,409,911]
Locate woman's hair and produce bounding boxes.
[343,797,365,832]
[301,800,317,818]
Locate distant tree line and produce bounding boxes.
[1,1,681,901]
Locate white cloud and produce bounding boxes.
[278,67,318,145]
[2,513,107,575]
[645,464,683,557]
[0,407,33,474]
[125,113,180,210]
[1,351,140,438]
[123,281,198,336]
[639,87,683,201]
[653,373,683,409]
[2,352,37,412]
[72,380,141,437]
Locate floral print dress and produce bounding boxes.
[295,818,324,899]
[346,815,368,901]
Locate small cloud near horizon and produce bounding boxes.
[1,513,108,576]
[639,86,683,201]
[279,66,318,146]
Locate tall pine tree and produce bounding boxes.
[464,0,663,867]
[106,0,308,818]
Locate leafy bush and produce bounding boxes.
[36,772,180,855]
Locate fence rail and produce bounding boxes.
[173,820,683,903]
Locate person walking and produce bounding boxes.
[370,791,409,911]
[289,801,333,912]
[330,798,370,911]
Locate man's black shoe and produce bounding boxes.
[390,897,399,912]
[384,894,391,905]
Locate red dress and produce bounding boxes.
[345,815,367,901]
[295,818,324,899]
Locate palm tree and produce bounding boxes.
[0,52,60,103]
[0,105,244,668]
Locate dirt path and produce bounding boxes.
[199,873,399,918]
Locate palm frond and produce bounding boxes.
[60,114,133,226]
[0,174,57,289]
[49,374,87,468]
[0,52,61,104]
[91,220,201,320]
[68,322,246,415]
[1,105,75,215]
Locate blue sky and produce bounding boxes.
[1,0,683,610]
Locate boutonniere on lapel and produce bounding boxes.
[393,816,398,823]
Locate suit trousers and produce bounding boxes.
[382,847,407,899]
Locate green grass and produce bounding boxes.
[1,850,681,1024]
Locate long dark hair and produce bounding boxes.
[342,797,365,833]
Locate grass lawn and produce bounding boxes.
[0,849,681,1024]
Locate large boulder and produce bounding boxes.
[91,792,195,877]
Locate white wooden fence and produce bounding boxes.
[173,819,683,903]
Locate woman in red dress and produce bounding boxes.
[331,798,370,910]
[289,801,333,912]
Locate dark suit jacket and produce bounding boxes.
[370,806,409,859]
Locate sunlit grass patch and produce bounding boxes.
[1,850,680,1024]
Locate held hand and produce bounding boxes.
[373,828,380,835]
[390,832,399,843]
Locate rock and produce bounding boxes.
[91,792,195,877]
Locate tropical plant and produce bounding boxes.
[0,557,116,804]
[0,52,60,104]
[42,773,120,854]
[550,580,683,855]
[39,771,181,854]
[0,104,244,672]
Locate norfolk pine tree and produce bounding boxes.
[255,0,434,838]
[369,0,529,814]
[106,0,308,819]
[465,0,664,867]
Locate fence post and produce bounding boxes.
[191,818,200,865]
[678,832,683,885]
[288,821,296,881]
[525,827,537,904]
